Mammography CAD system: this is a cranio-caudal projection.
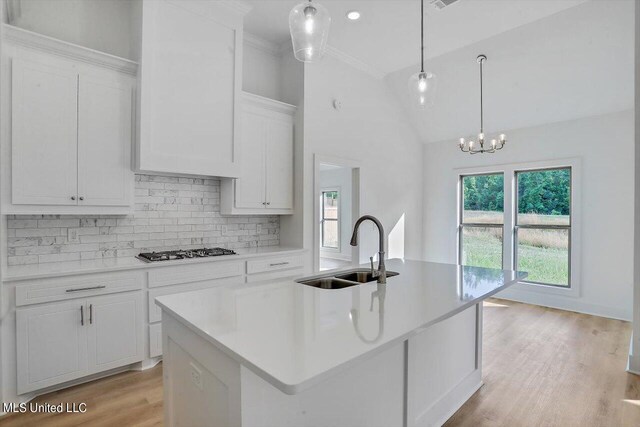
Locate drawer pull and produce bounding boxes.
[80,305,84,326]
[269,262,289,267]
[89,304,93,324]
[65,285,106,293]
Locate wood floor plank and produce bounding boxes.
[1,298,639,426]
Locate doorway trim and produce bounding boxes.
[313,154,361,272]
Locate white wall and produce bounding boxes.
[242,37,282,102]
[630,0,640,374]
[386,0,634,145]
[302,55,424,269]
[319,167,352,261]
[6,0,136,60]
[422,110,634,320]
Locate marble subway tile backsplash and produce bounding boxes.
[6,174,280,266]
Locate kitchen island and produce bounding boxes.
[156,259,525,427]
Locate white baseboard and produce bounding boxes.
[496,288,631,321]
[412,369,483,427]
[0,360,153,412]
[133,357,162,371]
[627,333,640,375]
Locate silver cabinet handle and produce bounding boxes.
[66,285,106,293]
[79,196,84,201]
[80,305,84,326]
[71,196,76,201]
[270,262,289,267]
[266,202,271,206]
[89,304,93,324]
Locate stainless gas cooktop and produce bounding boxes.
[137,247,237,262]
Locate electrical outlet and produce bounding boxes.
[67,228,80,244]
[256,224,262,234]
[190,362,203,391]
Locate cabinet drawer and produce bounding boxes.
[246,268,304,284]
[16,271,144,307]
[148,276,243,323]
[149,323,162,358]
[246,254,304,275]
[148,260,243,288]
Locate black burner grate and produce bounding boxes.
[137,247,237,262]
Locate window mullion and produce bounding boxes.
[503,167,515,271]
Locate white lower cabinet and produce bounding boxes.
[17,291,143,394]
[16,300,88,394]
[86,293,144,374]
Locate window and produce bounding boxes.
[456,162,577,293]
[459,173,504,269]
[321,190,339,249]
[515,168,571,287]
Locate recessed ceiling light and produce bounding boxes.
[346,10,361,20]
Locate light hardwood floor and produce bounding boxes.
[1,298,639,427]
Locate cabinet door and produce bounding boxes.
[77,74,133,206]
[265,117,294,210]
[235,109,266,209]
[138,0,245,177]
[86,292,143,374]
[16,301,88,394]
[11,58,78,205]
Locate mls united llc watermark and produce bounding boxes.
[3,402,87,414]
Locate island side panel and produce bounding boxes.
[406,304,483,427]
[162,313,243,427]
[239,343,405,427]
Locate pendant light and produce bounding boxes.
[458,55,506,154]
[408,0,437,108]
[289,0,331,63]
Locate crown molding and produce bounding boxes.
[242,91,297,115]
[243,32,282,57]
[325,46,386,80]
[2,24,138,75]
[277,39,386,80]
[216,0,252,16]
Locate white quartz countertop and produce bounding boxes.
[2,246,306,282]
[155,258,526,394]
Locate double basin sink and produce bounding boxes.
[297,269,399,290]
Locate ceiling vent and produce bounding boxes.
[430,0,460,10]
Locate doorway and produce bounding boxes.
[314,155,360,272]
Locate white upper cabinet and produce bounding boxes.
[137,0,251,178]
[11,58,79,206]
[221,92,296,215]
[1,25,136,214]
[77,74,133,207]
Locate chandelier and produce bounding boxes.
[458,55,506,154]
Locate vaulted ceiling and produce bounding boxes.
[386,0,634,143]
[244,0,634,144]
[243,0,589,75]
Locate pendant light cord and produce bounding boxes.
[479,58,484,134]
[420,0,424,73]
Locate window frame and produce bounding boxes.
[320,188,340,251]
[514,166,572,288]
[455,158,581,298]
[458,172,505,270]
